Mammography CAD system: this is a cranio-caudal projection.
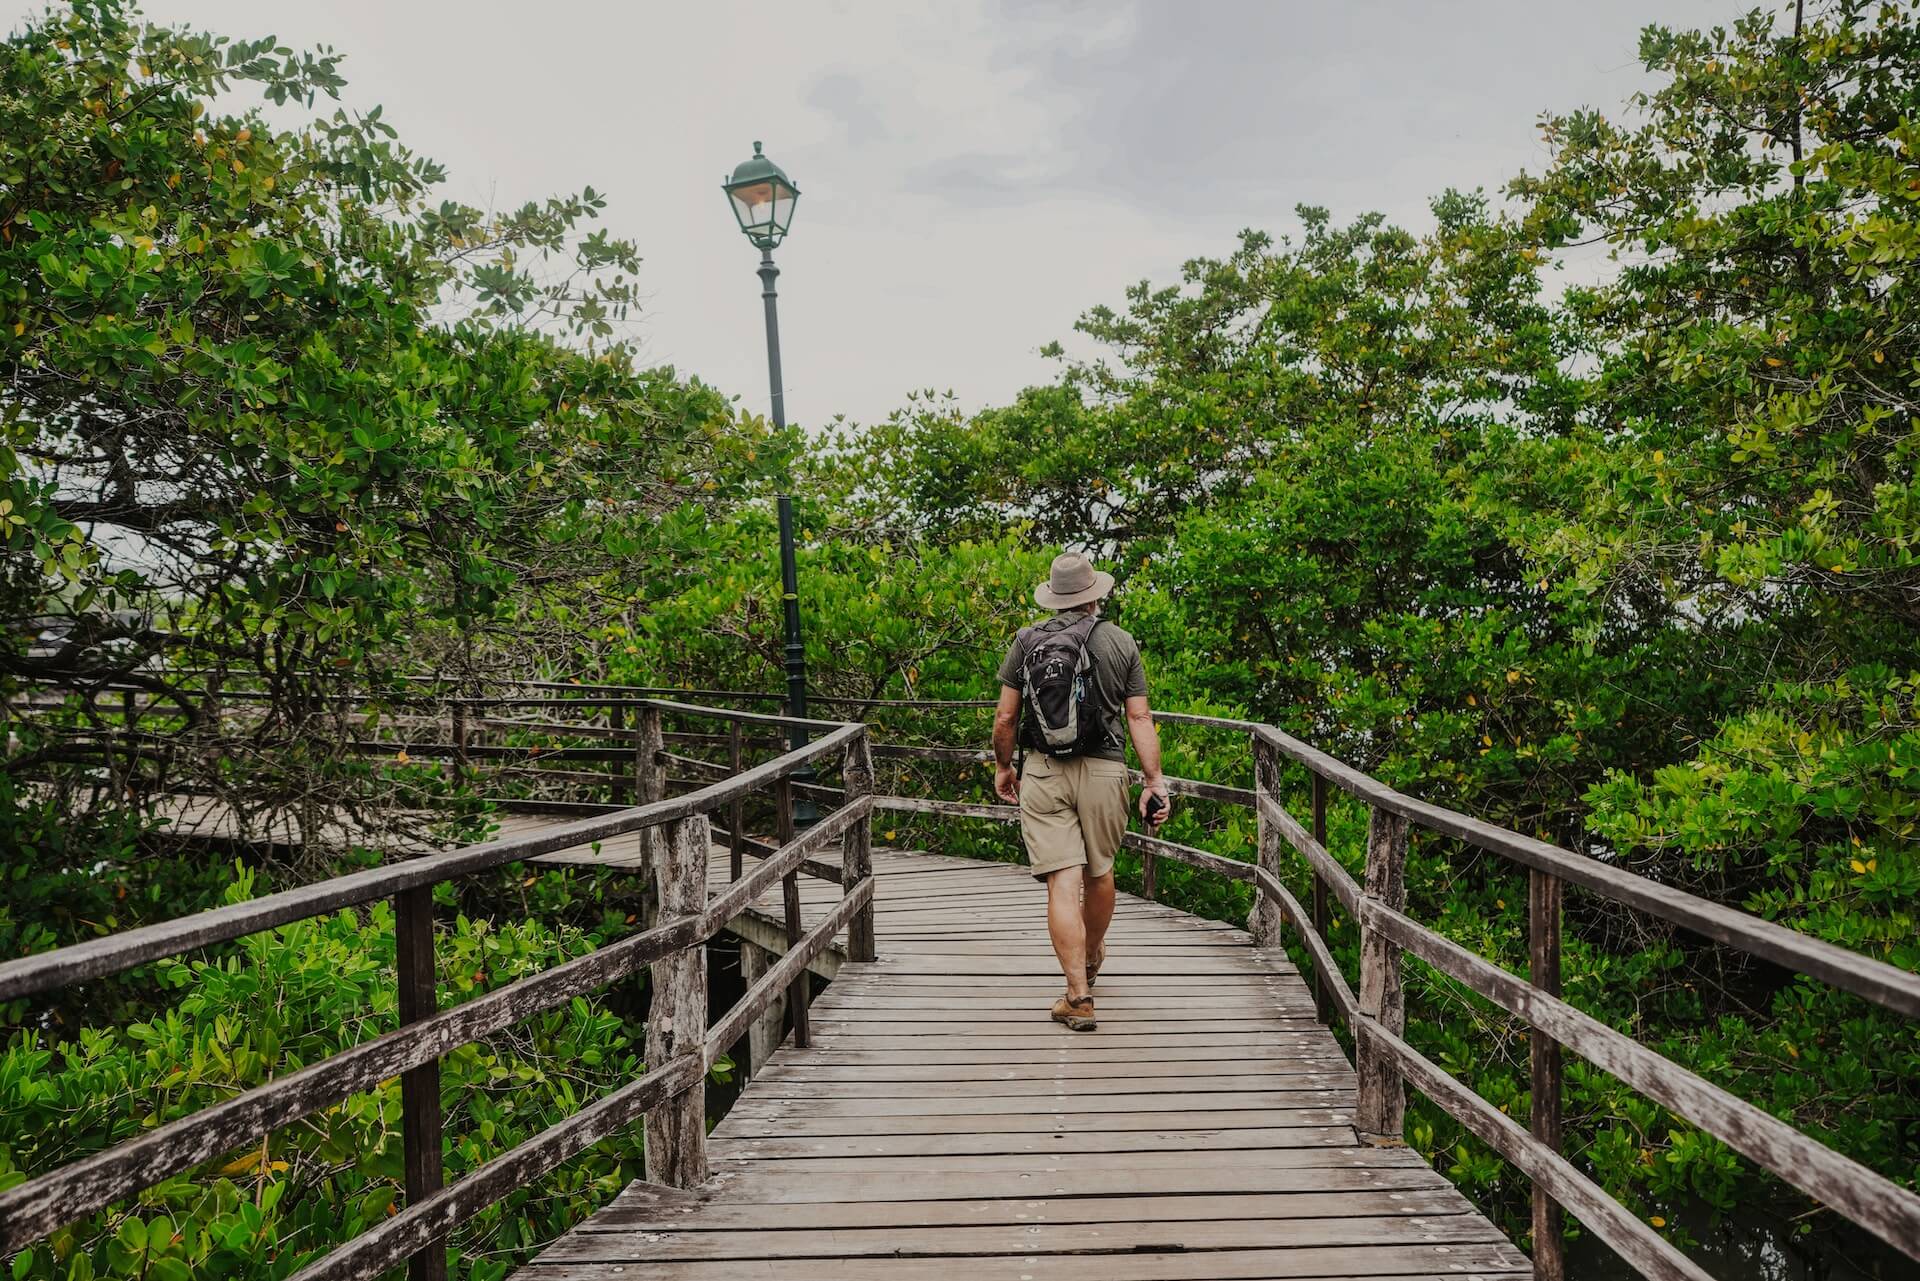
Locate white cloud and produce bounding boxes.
[19,0,1755,427]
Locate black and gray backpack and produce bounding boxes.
[1018,613,1107,759]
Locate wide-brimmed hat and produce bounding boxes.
[1033,552,1115,610]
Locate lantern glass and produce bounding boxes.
[723,143,800,248]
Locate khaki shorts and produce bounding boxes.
[1019,755,1129,880]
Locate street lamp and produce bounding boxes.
[723,141,813,803]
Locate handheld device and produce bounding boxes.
[1144,792,1167,825]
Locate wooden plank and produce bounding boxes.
[748,1071,1354,1094]
[523,1250,1529,1281]
[824,970,1297,988]
[612,1163,1440,1205]
[764,1045,1353,1066]
[810,1001,1319,1019]
[690,1146,1435,1175]
[716,1107,1354,1138]
[800,1034,1332,1053]
[538,1212,1509,1262]
[803,1018,1326,1036]
[590,1188,1475,1231]
[723,1090,1349,1117]
[705,1126,1359,1160]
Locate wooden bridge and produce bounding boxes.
[2,687,1918,1281]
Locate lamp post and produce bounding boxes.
[723,142,814,810]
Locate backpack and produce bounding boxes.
[1018,613,1108,759]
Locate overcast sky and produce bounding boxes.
[33,1,1754,427]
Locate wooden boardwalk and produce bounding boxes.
[516,843,1530,1280]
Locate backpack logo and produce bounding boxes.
[1020,614,1106,759]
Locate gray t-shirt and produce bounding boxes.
[997,615,1148,763]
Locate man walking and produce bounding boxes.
[993,552,1170,1032]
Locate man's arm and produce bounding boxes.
[1126,694,1170,826]
[992,684,1022,803]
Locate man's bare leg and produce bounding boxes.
[1046,864,1091,1000]
[1083,870,1115,977]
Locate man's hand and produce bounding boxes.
[994,763,1021,805]
[1139,777,1171,828]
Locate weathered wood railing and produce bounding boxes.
[11,678,1920,1279]
[751,696,1920,1281]
[0,700,877,1281]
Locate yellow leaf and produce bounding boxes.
[1850,858,1867,874]
[1785,1043,1799,1058]
[395,750,410,765]
[1466,694,1476,706]
[1652,450,1664,463]
[1867,858,1878,872]
[1495,899,1505,910]
[1482,735,1493,747]
[219,1149,264,1177]
[1765,357,1783,367]
[1873,350,1885,363]
[1650,1216,1667,1228]
[1506,670,1520,684]
[884,830,897,841]
[11,322,21,336]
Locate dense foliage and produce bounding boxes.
[0,0,766,862]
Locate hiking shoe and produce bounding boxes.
[1051,994,1097,1032]
[1087,946,1106,987]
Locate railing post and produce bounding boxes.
[448,701,468,790]
[737,941,786,1079]
[1250,737,1283,948]
[1310,773,1331,1024]
[644,813,709,1188]
[841,731,877,962]
[394,885,447,1281]
[634,704,665,870]
[728,721,745,881]
[608,701,630,805]
[1356,805,1408,1143]
[1140,846,1158,902]
[776,777,811,1048]
[1530,867,1567,1281]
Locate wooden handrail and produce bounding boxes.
[1248,724,1920,1021]
[15,679,1920,1276]
[1362,897,1920,1262]
[841,699,1920,1274]
[0,711,882,1280]
[0,721,862,1002]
